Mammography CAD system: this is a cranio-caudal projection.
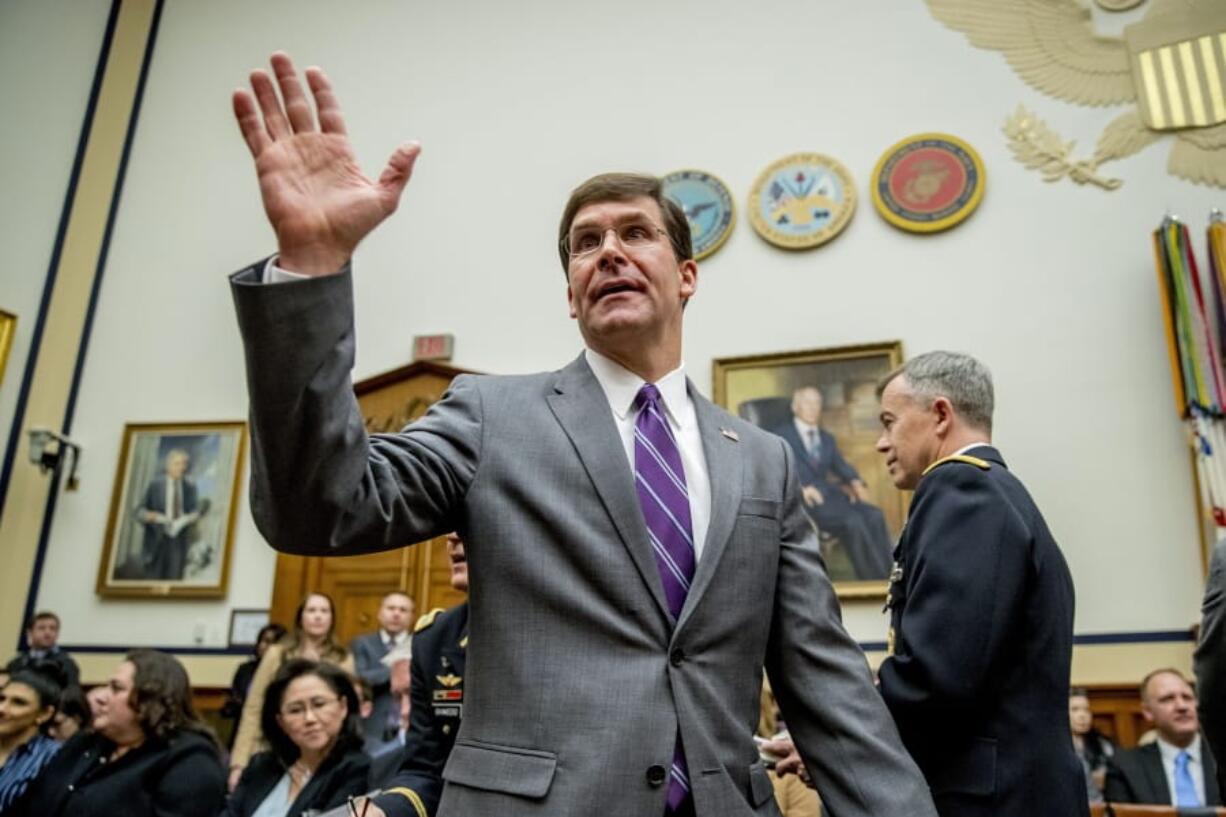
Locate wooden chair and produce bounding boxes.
[1104,805,1226,817]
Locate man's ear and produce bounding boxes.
[679,260,698,301]
[567,284,577,319]
[932,397,955,435]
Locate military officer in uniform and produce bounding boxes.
[372,533,468,817]
[874,351,1086,817]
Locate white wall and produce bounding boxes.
[14,0,1223,648]
[0,1,113,478]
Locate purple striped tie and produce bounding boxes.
[633,384,695,815]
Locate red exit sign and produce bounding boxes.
[413,333,454,361]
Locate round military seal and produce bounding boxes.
[747,153,856,250]
[661,169,735,261]
[871,133,986,234]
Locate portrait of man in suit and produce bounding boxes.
[227,53,937,817]
[770,386,893,580]
[135,449,204,581]
[714,343,908,589]
[99,424,245,596]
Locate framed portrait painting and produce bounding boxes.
[713,342,906,599]
[97,422,247,598]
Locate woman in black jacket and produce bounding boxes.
[7,649,226,817]
[222,659,369,817]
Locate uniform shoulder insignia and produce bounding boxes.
[921,454,991,476]
[414,608,445,633]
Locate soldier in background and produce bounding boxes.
[369,533,469,817]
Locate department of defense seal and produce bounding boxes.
[871,133,986,234]
[661,169,735,261]
[748,153,856,250]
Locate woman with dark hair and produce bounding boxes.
[223,660,369,817]
[230,594,353,790]
[47,685,89,743]
[7,649,226,817]
[222,624,287,748]
[1070,687,1115,802]
[0,665,64,809]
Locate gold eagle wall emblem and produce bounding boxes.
[926,0,1226,188]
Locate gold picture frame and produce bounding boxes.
[97,421,247,598]
[713,342,907,600]
[0,310,15,386]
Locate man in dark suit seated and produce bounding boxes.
[5,611,79,689]
[770,386,892,580]
[1105,668,1221,807]
[352,590,416,757]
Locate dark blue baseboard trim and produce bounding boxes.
[59,630,1196,659]
[60,644,250,656]
[858,630,1193,652]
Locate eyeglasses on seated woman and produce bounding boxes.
[222,659,370,817]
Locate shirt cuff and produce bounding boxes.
[263,257,313,283]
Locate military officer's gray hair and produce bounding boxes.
[878,351,994,432]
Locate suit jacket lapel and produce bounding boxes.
[1142,743,1173,803]
[546,355,671,623]
[1205,742,1221,804]
[676,386,742,634]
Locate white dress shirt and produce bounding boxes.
[380,629,407,650]
[584,348,712,563]
[1157,735,1206,806]
[261,260,714,562]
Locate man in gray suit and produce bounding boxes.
[351,591,415,756]
[1196,539,1226,797]
[228,52,937,817]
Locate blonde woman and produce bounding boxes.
[228,593,354,791]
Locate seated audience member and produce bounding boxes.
[5,613,79,689]
[221,624,287,748]
[759,679,819,817]
[230,593,354,790]
[223,659,369,817]
[0,665,64,810]
[7,649,226,817]
[47,685,89,742]
[1105,668,1221,806]
[1070,687,1114,802]
[351,591,414,758]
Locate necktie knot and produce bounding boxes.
[1177,751,1190,769]
[635,383,662,412]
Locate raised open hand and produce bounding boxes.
[232,52,420,275]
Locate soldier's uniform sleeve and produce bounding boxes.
[878,460,1029,721]
[373,611,448,817]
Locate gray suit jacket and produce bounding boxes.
[351,630,398,753]
[1197,539,1226,797]
[230,265,936,817]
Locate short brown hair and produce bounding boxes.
[124,649,217,746]
[1139,667,1192,703]
[557,173,692,274]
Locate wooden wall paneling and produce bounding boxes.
[267,362,475,643]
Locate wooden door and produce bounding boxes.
[268,361,473,644]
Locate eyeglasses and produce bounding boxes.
[562,220,668,259]
[280,695,341,720]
